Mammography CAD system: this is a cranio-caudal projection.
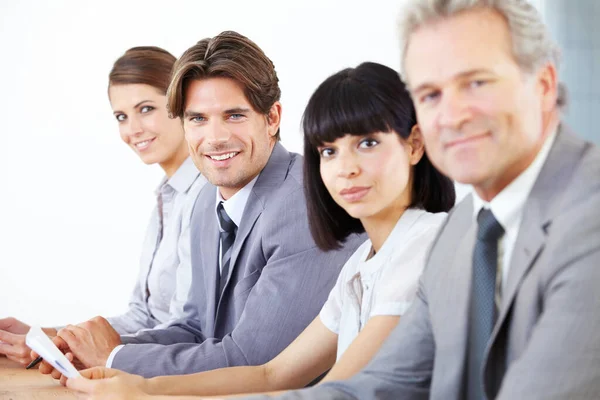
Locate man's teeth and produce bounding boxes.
[210,152,237,161]
[135,139,152,148]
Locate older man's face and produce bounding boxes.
[405,8,556,200]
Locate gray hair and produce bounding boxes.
[397,0,566,107]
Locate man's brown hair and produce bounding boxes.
[167,31,282,139]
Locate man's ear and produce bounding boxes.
[407,125,425,165]
[535,62,558,112]
[266,102,282,138]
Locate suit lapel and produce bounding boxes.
[216,143,293,308]
[483,125,586,396]
[191,185,220,329]
[449,202,478,397]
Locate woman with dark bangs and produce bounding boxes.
[65,62,455,400]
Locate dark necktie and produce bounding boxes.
[467,208,505,400]
[217,202,237,297]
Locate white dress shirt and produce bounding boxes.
[471,128,557,300]
[106,157,206,367]
[320,209,447,360]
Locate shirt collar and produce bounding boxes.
[472,126,558,230]
[155,157,201,194]
[215,175,259,228]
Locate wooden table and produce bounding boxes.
[0,357,77,399]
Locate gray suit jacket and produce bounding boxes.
[111,143,364,377]
[256,128,600,399]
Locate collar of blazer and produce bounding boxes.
[217,141,294,305]
[495,124,585,324]
[479,124,590,397]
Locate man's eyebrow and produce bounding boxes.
[183,110,205,118]
[224,107,251,114]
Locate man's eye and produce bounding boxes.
[470,80,487,89]
[421,91,440,103]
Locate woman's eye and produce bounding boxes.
[116,114,126,122]
[319,148,335,158]
[359,138,379,149]
[141,106,154,113]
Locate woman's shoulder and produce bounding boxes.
[381,209,447,261]
[336,238,372,279]
[409,209,448,233]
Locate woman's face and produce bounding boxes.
[109,83,188,174]
[318,130,424,222]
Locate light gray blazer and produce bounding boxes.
[254,127,600,400]
[111,142,364,377]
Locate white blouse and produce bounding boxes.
[319,208,446,360]
[106,157,207,335]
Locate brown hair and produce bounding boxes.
[167,31,281,139]
[108,46,177,95]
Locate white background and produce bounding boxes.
[0,0,539,326]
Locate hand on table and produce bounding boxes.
[0,317,57,366]
[66,367,149,400]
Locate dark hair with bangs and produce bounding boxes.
[303,62,456,251]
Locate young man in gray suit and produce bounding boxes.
[242,1,600,399]
[38,31,363,379]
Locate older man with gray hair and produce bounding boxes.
[243,0,600,399]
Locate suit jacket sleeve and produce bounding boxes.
[111,186,358,377]
[496,192,600,399]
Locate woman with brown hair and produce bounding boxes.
[0,46,206,365]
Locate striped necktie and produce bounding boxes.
[217,202,237,296]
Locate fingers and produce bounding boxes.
[52,333,71,351]
[6,353,32,366]
[79,366,113,380]
[0,317,14,330]
[0,330,20,345]
[38,359,55,375]
[66,376,98,393]
[51,366,63,380]
[0,317,30,334]
[36,334,71,376]
[38,353,74,379]
[58,325,87,353]
[0,333,32,365]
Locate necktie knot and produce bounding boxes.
[217,202,237,234]
[477,208,504,242]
